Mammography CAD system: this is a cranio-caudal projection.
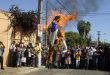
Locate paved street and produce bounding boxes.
[23,69,110,75]
[0,67,44,75]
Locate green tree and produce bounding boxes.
[9,5,20,29]
[78,37,88,46]
[65,31,90,47]
[9,5,38,32]
[85,22,91,37]
[65,31,80,47]
[77,20,91,38]
[9,5,38,42]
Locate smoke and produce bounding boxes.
[64,0,101,13]
[46,0,104,30]
[48,0,104,19]
[74,0,103,18]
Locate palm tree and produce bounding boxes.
[77,20,91,38]
[85,21,91,37]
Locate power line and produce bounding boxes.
[49,0,110,16]
[56,0,77,29]
[47,0,110,33]
[56,0,71,14]
[46,0,78,30]
[47,1,57,10]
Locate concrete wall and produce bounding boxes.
[13,26,36,46]
[0,11,12,67]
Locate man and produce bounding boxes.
[86,46,94,69]
[0,41,5,70]
[34,42,42,67]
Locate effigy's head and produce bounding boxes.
[53,16,60,22]
[45,11,77,32]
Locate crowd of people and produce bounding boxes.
[49,45,110,71]
[9,41,42,68]
[0,40,110,71]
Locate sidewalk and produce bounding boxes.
[0,66,45,75]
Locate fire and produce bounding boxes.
[45,10,78,34]
[67,12,78,21]
[58,14,68,27]
[45,21,52,31]
[46,11,77,28]
[60,30,65,38]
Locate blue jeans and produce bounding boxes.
[76,60,80,68]
[17,57,21,66]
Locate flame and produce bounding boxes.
[60,30,65,38]
[45,21,52,31]
[58,14,68,27]
[67,12,78,21]
[57,30,65,44]
[45,11,78,39]
[46,11,77,28]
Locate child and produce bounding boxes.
[65,49,71,69]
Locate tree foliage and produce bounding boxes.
[65,31,90,47]
[77,20,91,38]
[65,31,79,47]
[9,5,38,33]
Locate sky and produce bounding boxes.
[0,0,110,43]
[83,0,110,43]
[0,0,38,11]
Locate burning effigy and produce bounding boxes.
[46,10,77,68]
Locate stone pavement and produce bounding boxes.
[0,66,45,75]
[23,69,110,75]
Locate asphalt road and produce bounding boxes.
[23,69,110,75]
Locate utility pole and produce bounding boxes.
[97,31,101,46]
[45,0,48,46]
[38,0,43,24]
[37,0,43,42]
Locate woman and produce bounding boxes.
[65,49,71,69]
[16,43,22,67]
[21,45,26,66]
[26,45,32,66]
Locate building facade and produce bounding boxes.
[0,10,12,67]
[0,10,37,67]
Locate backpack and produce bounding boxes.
[51,22,58,32]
